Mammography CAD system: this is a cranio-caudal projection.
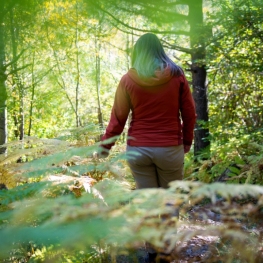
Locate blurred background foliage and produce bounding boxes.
[0,0,263,262]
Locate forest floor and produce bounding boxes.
[46,170,263,263]
[2,147,263,263]
[113,205,263,263]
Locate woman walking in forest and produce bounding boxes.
[99,32,196,262]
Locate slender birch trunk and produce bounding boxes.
[75,3,81,127]
[0,23,7,154]
[95,33,103,129]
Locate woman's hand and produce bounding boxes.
[93,147,109,159]
[184,145,191,154]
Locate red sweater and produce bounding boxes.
[101,67,196,149]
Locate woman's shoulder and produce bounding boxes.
[171,72,186,82]
[120,68,140,85]
[117,70,136,90]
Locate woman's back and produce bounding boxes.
[122,66,185,147]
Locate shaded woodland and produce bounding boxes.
[0,0,263,262]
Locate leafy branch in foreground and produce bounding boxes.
[1,133,263,262]
[1,177,263,262]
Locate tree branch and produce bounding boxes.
[4,49,26,69]
[93,3,190,36]
[7,63,31,75]
[116,1,188,22]
[162,39,192,54]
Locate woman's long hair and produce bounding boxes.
[131,33,183,78]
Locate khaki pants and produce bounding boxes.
[126,145,184,189]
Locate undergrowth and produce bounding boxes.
[0,127,263,262]
[184,131,263,185]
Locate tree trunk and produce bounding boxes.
[18,86,24,140]
[28,51,35,136]
[75,3,81,127]
[95,34,103,129]
[0,23,7,154]
[188,0,210,158]
[10,8,25,140]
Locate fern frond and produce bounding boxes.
[17,146,97,173]
[0,182,48,206]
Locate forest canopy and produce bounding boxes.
[0,0,262,148]
[0,0,263,262]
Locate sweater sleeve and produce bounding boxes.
[101,80,131,150]
[179,75,197,146]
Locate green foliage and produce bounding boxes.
[186,135,263,186]
[1,170,263,262]
[207,0,263,149]
[0,132,263,262]
[1,0,263,261]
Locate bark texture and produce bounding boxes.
[0,23,7,154]
[188,0,210,157]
